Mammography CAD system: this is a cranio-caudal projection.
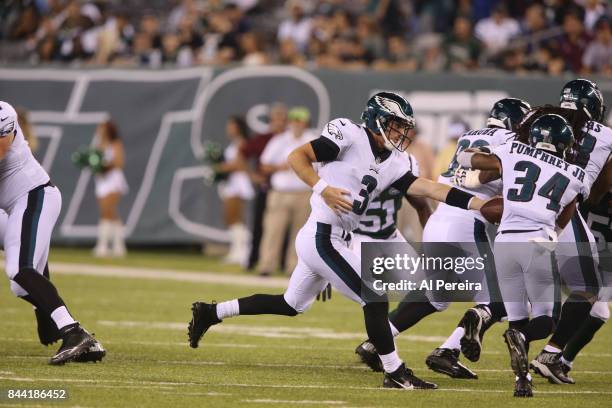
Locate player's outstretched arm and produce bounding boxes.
[288,143,352,214]
[406,177,485,211]
[404,195,432,228]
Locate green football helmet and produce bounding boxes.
[361,91,416,152]
[559,78,606,122]
[529,114,575,158]
[487,98,532,131]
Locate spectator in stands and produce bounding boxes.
[240,31,268,65]
[177,15,204,54]
[93,120,129,258]
[576,0,607,33]
[277,0,312,53]
[355,14,385,64]
[277,38,306,67]
[8,2,41,40]
[240,103,288,270]
[366,0,408,38]
[257,107,315,276]
[475,3,520,57]
[94,12,135,65]
[373,35,417,71]
[139,14,162,50]
[216,116,254,265]
[444,15,483,71]
[161,32,193,67]
[582,17,612,75]
[417,34,447,72]
[556,8,592,73]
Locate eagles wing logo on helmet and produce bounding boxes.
[0,118,15,137]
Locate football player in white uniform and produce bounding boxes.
[353,98,531,380]
[459,113,589,397]
[187,92,486,389]
[528,79,612,384]
[0,101,105,365]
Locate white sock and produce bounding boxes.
[389,321,400,337]
[544,344,562,353]
[216,299,239,320]
[50,306,76,330]
[560,356,573,367]
[440,327,465,350]
[379,350,403,373]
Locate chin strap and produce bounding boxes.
[375,118,395,151]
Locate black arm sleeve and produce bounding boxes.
[310,136,340,162]
[392,171,419,194]
[445,187,475,209]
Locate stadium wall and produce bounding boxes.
[0,67,610,245]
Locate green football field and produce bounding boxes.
[1,248,611,407]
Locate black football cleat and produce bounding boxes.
[425,348,478,379]
[514,376,533,398]
[460,307,491,362]
[355,340,383,372]
[188,302,221,348]
[530,351,574,384]
[503,329,529,378]
[49,324,96,365]
[561,361,575,384]
[35,308,61,346]
[383,363,438,390]
[73,338,106,363]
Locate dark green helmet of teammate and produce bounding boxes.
[560,78,606,122]
[487,98,531,131]
[529,114,575,158]
[361,91,416,152]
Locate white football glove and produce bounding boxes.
[451,167,482,189]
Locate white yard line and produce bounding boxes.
[243,399,346,405]
[48,262,289,288]
[2,376,612,395]
[97,320,448,342]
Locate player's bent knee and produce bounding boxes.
[9,280,27,297]
[590,301,610,322]
[281,294,304,315]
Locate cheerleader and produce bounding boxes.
[216,116,254,265]
[93,120,129,257]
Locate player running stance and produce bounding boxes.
[0,101,105,365]
[530,79,612,384]
[459,114,588,397]
[188,92,485,389]
[354,98,530,379]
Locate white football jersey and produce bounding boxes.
[438,126,515,199]
[577,121,612,190]
[494,141,589,231]
[311,118,414,232]
[0,122,50,211]
[354,152,419,238]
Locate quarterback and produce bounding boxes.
[188,92,486,389]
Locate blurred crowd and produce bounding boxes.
[1,0,611,75]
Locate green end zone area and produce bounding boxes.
[1,247,611,407]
